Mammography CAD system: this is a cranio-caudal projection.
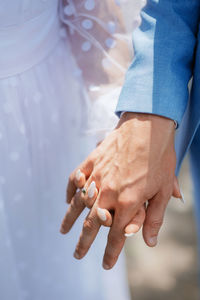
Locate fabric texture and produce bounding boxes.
[115,0,200,174]
[60,0,144,138]
[0,1,131,299]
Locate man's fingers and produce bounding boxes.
[73,205,101,259]
[103,229,126,270]
[102,209,131,270]
[142,192,169,247]
[96,207,113,227]
[124,205,146,237]
[60,191,85,234]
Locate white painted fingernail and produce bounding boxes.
[97,207,107,222]
[180,189,185,204]
[75,169,82,181]
[88,181,96,198]
[124,233,134,237]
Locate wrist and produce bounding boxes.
[118,112,176,133]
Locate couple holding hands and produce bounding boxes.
[61,0,200,274]
[1,0,200,299]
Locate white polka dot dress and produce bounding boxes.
[0,1,130,300]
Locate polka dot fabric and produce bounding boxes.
[60,0,134,91]
[60,0,145,139]
[0,1,133,299]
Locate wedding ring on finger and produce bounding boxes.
[81,181,97,208]
[82,181,97,198]
[81,187,87,195]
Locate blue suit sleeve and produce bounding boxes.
[116,0,200,126]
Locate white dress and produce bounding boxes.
[0,1,130,299]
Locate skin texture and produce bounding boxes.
[60,112,181,270]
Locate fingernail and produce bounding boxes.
[180,189,185,204]
[73,251,80,259]
[125,224,140,233]
[148,236,157,246]
[75,169,82,181]
[103,262,110,270]
[60,227,65,234]
[124,232,134,237]
[97,207,107,222]
[88,181,96,198]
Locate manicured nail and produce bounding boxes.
[97,207,107,222]
[75,169,82,181]
[125,223,140,233]
[73,251,80,259]
[180,189,185,204]
[88,181,96,198]
[124,232,134,237]
[103,262,110,270]
[148,236,157,246]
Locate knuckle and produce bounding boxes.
[118,189,144,209]
[101,182,117,198]
[85,156,95,170]
[108,235,122,248]
[84,198,94,209]
[70,198,80,210]
[118,195,138,210]
[69,173,74,184]
[118,198,132,209]
[150,219,163,230]
[83,217,96,233]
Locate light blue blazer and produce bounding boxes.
[116,0,200,175]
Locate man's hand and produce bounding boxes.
[61,112,177,269]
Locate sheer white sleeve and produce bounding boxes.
[59,0,145,142]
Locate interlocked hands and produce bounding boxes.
[60,113,182,270]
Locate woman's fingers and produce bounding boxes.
[66,169,86,204]
[83,181,98,208]
[124,205,146,237]
[96,207,113,227]
[66,156,94,204]
[142,192,169,247]
[74,169,86,189]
